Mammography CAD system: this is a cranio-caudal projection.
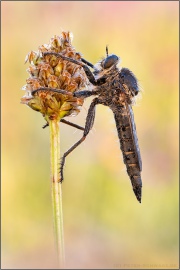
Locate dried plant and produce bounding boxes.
[21,31,88,268]
[21,31,89,122]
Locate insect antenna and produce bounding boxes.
[106,45,109,57]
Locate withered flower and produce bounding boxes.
[21,32,90,267]
[21,31,89,123]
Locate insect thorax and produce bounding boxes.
[94,66,132,106]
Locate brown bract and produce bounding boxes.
[21,31,88,121]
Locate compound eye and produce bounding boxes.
[103,54,119,69]
[134,89,139,95]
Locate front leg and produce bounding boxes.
[43,52,97,86]
[73,90,98,98]
[81,57,94,68]
[31,87,72,96]
[31,86,97,100]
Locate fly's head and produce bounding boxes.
[94,46,120,76]
[102,45,120,69]
[101,54,120,69]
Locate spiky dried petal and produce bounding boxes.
[21,31,89,122]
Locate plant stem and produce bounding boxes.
[49,119,65,268]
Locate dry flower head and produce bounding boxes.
[21,31,89,122]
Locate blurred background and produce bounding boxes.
[1,1,179,269]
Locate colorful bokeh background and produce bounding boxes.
[2,1,179,269]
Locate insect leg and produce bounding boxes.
[74,90,98,98]
[42,119,84,131]
[81,58,94,68]
[43,52,97,85]
[31,87,72,96]
[60,98,100,182]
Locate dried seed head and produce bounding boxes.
[21,31,88,121]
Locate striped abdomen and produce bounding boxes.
[111,103,142,203]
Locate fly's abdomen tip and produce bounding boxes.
[134,186,142,203]
[131,175,142,203]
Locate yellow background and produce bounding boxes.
[2,1,179,269]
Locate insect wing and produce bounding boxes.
[125,103,142,171]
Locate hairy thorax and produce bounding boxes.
[94,66,127,106]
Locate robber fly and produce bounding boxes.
[32,47,142,203]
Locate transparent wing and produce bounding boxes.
[125,102,142,171]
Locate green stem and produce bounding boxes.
[49,119,65,268]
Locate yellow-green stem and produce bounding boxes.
[49,119,65,268]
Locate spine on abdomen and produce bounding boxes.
[111,104,142,203]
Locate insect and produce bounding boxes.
[32,47,142,203]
